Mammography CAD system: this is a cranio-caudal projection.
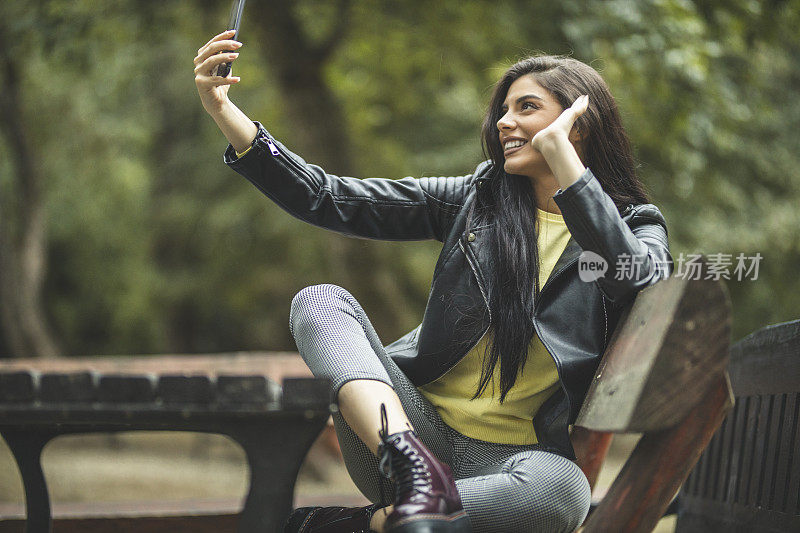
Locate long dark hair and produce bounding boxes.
[468,55,650,402]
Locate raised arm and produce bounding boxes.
[225,124,486,242]
[193,31,487,242]
[533,95,673,305]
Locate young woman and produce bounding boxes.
[194,30,673,533]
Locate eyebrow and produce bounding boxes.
[501,94,544,108]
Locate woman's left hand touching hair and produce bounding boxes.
[532,94,590,190]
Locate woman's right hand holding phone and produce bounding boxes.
[194,30,242,115]
[193,30,257,153]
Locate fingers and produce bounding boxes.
[553,95,589,127]
[198,29,236,55]
[194,52,239,78]
[218,76,241,86]
[571,94,589,117]
[194,39,242,66]
[196,73,241,90]
[197,51,239,74]
[555,95,588,135]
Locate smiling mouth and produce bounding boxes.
[503,141,526,156]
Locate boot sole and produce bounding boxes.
[386,512,471,533]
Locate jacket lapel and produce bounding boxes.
[543,236,583,287]
[542,205,635,287]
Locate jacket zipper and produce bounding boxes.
[266,138,281,156]
[262,134,313,179]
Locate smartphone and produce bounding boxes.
[214,0,246,78]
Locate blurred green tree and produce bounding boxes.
[0,0,797,357]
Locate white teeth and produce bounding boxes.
[504,139,526,150]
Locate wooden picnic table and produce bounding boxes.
[0,353,331,533]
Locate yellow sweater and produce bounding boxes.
[419,208,571,445]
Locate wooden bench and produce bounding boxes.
[1,257,766,532]
[571,258,735,532]
[0,353,332,533]
[675,318,800,532]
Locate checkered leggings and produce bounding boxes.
[289,284,591,533]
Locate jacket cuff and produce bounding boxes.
[552,167,623,260]
[234,145,254,159]
[552,166,594,200]
[223,121,269,165]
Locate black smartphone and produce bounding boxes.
[214,0,246,78]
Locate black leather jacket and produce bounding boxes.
[225,122,673,459]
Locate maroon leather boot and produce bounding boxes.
[377,406,471,533]
[283,503,383,532]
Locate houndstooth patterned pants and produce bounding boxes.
[290,284,591,533]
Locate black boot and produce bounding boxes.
[284,503,383,533]
[377,405,471,533]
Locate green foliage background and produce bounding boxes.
[1,0,798,357]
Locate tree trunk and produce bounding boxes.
[250,0,414,333]
[0,25,61,358]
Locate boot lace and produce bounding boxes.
[376,403,432,506]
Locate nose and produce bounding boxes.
[497,110,515,131]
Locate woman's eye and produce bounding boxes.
[522,102,538,110]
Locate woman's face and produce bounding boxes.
[497,75,570,179]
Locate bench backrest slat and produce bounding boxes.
[677,319,800,531]
[576,274,731,433]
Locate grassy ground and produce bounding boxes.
[0,430,676,531]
